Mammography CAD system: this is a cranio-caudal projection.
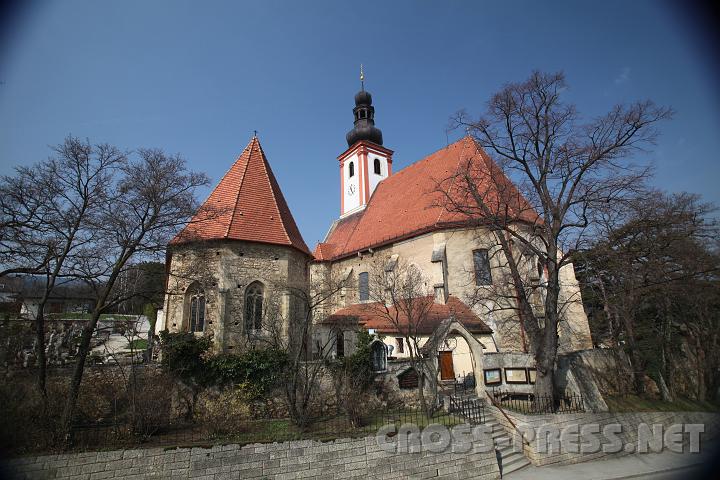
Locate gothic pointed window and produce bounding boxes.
[245,281,264,331]
[185,283,206,333]
[349,161,355,178]
[374,158,381,175]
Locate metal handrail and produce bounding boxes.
[484,390,530,446]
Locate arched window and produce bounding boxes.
[358,272,369,301]
[371,340,387,372]
[185,283,205,333]
[245,281,264,331]
[374,158,381,175]
[348,161,355,178]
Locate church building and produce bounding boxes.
[162,81,593,381]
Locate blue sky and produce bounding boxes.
[1,1,718,247]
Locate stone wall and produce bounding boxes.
[489,406,720,467]
[2,435,500,480]
[164,240,310,353]
[312,227,593,355]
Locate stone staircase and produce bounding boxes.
[484,414,531,477]
[444,388,531,478]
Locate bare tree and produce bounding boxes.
[366,258,437,417]
[576,191,720,401]
[60,148,208,439]
[0,136,124,411]
[440,71,671,402]
[259,271,349,428]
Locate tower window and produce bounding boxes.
[358,271,369,301]
[374,158,381,175]
[348,161,355,178]
[473,249,492,286]
[245,281,264,331]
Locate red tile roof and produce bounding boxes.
[313,137,538,261]
[321,295,493,335]
[171,136,310,255]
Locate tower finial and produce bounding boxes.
[360,64,365,91]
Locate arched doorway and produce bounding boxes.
[421,318,486,398]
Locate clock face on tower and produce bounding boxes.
[347,184,356,196]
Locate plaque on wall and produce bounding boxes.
[504,368,529,384]
[527,368,537,384]
[483,368,502,385]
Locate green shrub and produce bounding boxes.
[206,348,288,400]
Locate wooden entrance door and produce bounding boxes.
[439,351,455,380]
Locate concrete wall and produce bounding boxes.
[2,435,500,480]
[489,407,720,467]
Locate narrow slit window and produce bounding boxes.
[348,161,355,178]
[374,158,381,175]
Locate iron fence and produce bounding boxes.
[4,407,472,456]
[488,388,585,414]
[447,396,485,425]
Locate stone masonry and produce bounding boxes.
[2,435,500,480]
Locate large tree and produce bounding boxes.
[60,147,208,438]
[0,136,124,412]
[440,71,671,402]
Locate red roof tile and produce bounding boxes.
[321,295,493,335]
[313,137,539,260]
[171,136,310,254]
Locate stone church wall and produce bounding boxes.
[312,226,592,354]
[164,240,309,353]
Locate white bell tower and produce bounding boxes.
[338,70,393,217]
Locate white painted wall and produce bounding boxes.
[368,154,389,196]
[342,153,361,215]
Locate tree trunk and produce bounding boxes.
[60,311,102,442]
[617,308,645,395]
[534,261,560,407]
[656,371,673,403]
[34,308,48,415]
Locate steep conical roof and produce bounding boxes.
[171,136,310,255]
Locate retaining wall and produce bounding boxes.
[1,434,500,480]
[489,407,720,467]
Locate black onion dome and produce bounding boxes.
[354,90,372,106]
[346,88,384,147]
[346,124,383,147]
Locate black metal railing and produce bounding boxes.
[488,388,585,415]
[4,407,473,457]
[448,396,485,425]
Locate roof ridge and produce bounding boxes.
[226,139,255,238]
[254,140,293,246]
[390,136,471,178]
[434,136,477,227]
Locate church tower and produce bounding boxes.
[337,72,393,217]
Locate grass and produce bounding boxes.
[126,339,148,351]
[605,395,720,413]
